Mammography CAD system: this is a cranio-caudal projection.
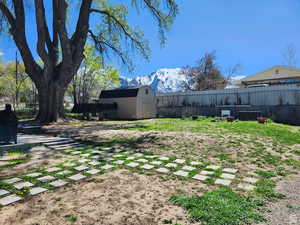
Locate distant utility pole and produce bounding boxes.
[15,51,19,109]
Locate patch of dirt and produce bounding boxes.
[0,170,208,225]
[259,174,300,225]
[0,146,78,178]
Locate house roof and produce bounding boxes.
[100,88,139,98]
[242,66,300,83]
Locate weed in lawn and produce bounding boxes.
[65,214,77,222]
[53,197,62,201]
[255,180,286,201]
[170,187,266,225]
[255,170,277,178]
[292,150,300,155]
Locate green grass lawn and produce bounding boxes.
[129,118,300,145]
[170,187,266,225]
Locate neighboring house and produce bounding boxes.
[241,66,300,87]
[99,86,157,120]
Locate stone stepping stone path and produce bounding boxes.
[0,189,9,196]
[156,168,169,174]
[215,179,232,186]
[192,174,208,181]
[182,166,196,171]
[38,176,55,183]
[206,165,221,170]
[30,187,48,195]
[126,162,139,168]
[141,164,154,170]
[3,178,22,184]
[173,170,189,177]
[220,173,236,180]
[0,142,263,207]
[69,174,86,181]
[50,180,68,187]
[14,182,34,190]
[0,195,22,206]
[243,177,259,184]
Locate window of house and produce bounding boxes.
[145,89,148,95]
[275,69,279,74]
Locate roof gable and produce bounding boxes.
[242,66,300,83]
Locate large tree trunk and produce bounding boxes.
[35,76,68,124]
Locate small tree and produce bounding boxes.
[69,45,120,105]
[0,61,33,109]
[182,51,227,91]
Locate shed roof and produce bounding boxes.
[100,88,139,98]
[242,66,300,83]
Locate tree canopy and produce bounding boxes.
[0,0,178,123]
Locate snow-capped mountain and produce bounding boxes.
[119,68,189,93]
[119,68,245,93]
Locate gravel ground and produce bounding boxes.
[259,174,300,225]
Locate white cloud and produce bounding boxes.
[0,51,3,56]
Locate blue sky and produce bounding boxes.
[0,0,300,78]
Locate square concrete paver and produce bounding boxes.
[141,164,154,170]
[145,155,157,159]
[86,169,100,175]
[190,161,202,166]
[223,168,238,174]
[174,170,189,177]
[0,189,9,196]
[174,159,185,164]
[192,174,208,181]
[89,161,101,166]
[103,157,114,162]
[68,174,86,181]
[200,170,214,175]
[0,194,22,206]
[113,154,123,158]
[220,173,236,180]
[126,156,136,160]
[46,167,61,172]
[74,165,89,171]
[156,168,170,174]
[101,164,114,170]
[37,176,55,183]
[14,182,34,190]
[215,179,232,186]
[165,163,177,168]
[243,177,259,184]
[27,172,42,178]
[81,153,90,157]
[3,178,22,184]
[114,160,124,165]
[57,170,72,175]
[159,156,169,161]
[78,159,90,163]
[50,179,68,187]
[150,161,162,165]
[126,162,139,168]
[238,183,256,191]
[137,159,148,163]
[91,155,100,159]
[30,187,48,195]
[182,166,196,171]
[206,165,220,170]
[133,153,144,157]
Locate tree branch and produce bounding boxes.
[12,0,41,84]
[0,2,16,26]
[34,0,51,66]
